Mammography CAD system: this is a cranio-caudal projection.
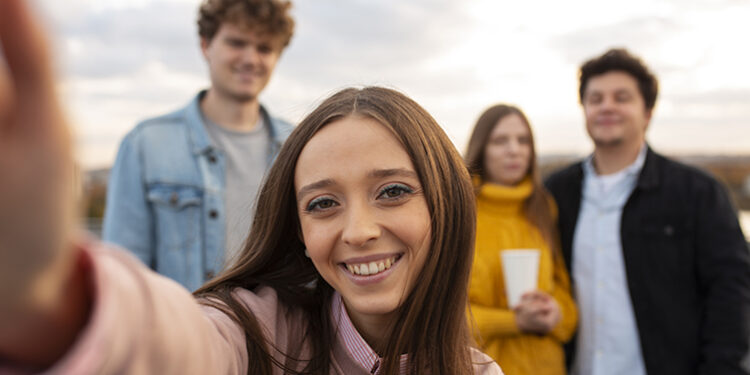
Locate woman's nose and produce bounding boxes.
[341,202,381,248]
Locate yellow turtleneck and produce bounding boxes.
[469,177,577,375]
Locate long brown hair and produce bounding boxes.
[464,104,558,251]
[196,86,477,374]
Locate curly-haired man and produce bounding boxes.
[103,0,296,291]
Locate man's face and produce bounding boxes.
[201,22,283,103]
[582,71,652,149]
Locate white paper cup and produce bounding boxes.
[500,249,541,308]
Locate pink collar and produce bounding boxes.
[332,293,409,374]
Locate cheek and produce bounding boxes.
[584,106,598,120]
[264,55,280,69]
[397,208,432,256]
[484,145,505,165]
[406,223,432,283]
[521,146,533,165]
[298,219,332,259]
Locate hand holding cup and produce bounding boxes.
[513,290,562,334]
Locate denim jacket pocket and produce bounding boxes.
[147,184,203,252]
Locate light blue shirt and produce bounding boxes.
[571,144,648,375]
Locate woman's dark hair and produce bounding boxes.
[196,86,477,374]
[465,104,559,255]
[579,48,659,110]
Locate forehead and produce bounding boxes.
[489,113,529,137]
[212,21,284,44]
[294,115,415,187]
[585,70,640,95]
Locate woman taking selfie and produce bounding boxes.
[465,104,577,375]
[0,3,501,371]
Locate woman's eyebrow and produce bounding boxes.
[296,169,418,201]
[296,179,334,201]
[368,168,418,179]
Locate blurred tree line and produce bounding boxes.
[81,155,750,221]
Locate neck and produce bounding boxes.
[200,88,262,132]
[592,141,643,175]
[346,305,394,355]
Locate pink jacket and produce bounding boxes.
[2,239,503,375]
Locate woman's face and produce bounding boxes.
[483,113,532,186]
[294,114,431,337]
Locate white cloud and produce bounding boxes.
[31,0,750,168]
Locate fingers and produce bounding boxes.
[0,0,54,85]
[516,291,559,316]
[0,0,56,129]
[0,62,9,124]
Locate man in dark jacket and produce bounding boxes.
[545,48,750,375]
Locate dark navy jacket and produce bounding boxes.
[545,146,750,374]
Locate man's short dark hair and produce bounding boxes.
[579,48,659,110]
[198,0,295,48]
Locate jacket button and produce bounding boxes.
[169,192,179,206]
[208,155,217,164]
[208,209,218,219]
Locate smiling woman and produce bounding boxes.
[196,86,500,374]
[0,11,503,367]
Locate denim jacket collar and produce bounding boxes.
[184,90,287,156]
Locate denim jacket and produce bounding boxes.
[102,91,294,291]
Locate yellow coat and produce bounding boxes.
[469,178,577,375]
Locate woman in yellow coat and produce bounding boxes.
[465,104,577,374]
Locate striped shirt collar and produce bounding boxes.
[332,292,410,374]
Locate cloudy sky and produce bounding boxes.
[33,0,750,169]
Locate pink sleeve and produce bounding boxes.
[44,240,249,375]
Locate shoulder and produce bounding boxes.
[544,192,559,221]
[114,103,199,161]
[651,152,728,196]
[225,286,287,321]
[122,100,195,144]
[544,161,584,195]
[130,109,189,138]
[545,162,583,184]
[205,285,310,347]
[264,108,295,140]
[470,347,504,374]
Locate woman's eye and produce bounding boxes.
[306,197,337,212]
[490,137,507,145]
[378,184,414,200]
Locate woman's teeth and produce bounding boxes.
[346,256,397,276]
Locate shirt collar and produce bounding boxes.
[332,293,409,374]
[583,142,648,178]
